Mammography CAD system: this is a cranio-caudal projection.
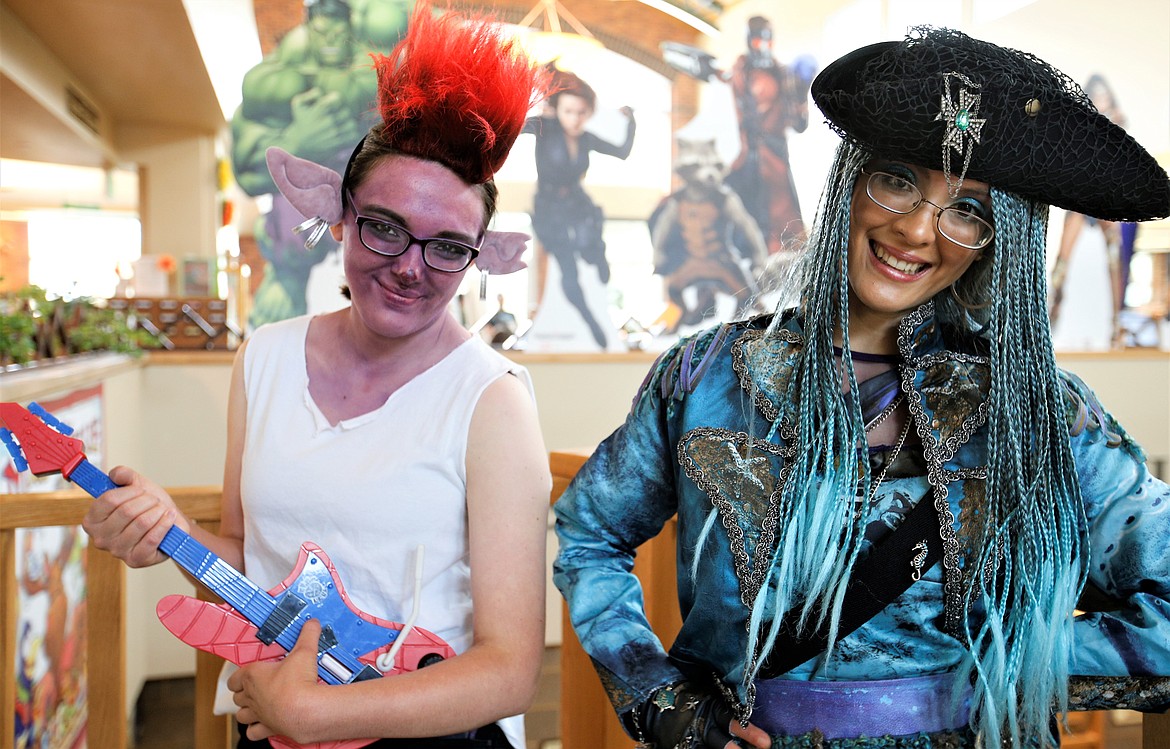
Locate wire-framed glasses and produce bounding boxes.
[861,169,995,250]
[345,192,481,273]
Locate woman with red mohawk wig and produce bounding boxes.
[79,3,552,747]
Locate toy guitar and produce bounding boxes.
[1,402,455,749]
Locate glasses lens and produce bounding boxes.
[359,220,410,256]
[867,171,993,250]
[356,215,476,271]
[938,208,994,249]
[867,171,922,213]
[424,241,476,272]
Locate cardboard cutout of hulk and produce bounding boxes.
[231,0,412,328]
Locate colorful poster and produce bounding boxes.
[654,16,818,336]
[230,0,412,329]
[522,66,638,352]
[1048,72,1133,351]
[7,386,103,749]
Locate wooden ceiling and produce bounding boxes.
[1,0,224,170]
[0,0,702,174]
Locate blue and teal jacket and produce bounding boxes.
[553,304,1170,722]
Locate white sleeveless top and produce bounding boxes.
[240,315,532,745]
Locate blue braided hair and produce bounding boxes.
[955,186,1087,748]
[746,141,872,673]
[745,140,1088,747]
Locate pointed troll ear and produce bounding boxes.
[476,231,530,274]
[265,147,345,248]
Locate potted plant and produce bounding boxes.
[0,285,46,367]
[0,285,160,369]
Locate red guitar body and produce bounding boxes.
[157,541,456,749]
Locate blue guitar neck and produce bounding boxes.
[65,458,382,685]
[67,459,279,625]
[3,401,391,684]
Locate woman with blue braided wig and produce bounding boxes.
[554,26,1170,749]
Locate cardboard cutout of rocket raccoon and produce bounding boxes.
[649,137,769,333]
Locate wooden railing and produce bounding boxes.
[0,486,232,749]
[552,449,681,749]
[5,467,1167,749]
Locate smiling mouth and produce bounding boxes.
[378,278,423,302]
[388,288,422,302]
[873,244,928,275]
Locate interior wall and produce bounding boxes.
[0,219,30,291]
[122,135,221,261]
[98,362,235,723]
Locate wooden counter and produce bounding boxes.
[0,352,141,402]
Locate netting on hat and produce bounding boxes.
[813,26,1169,221]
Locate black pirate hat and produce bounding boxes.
[812,27,1169,222]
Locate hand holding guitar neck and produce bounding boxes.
[1,401,455,749]
[86,464,190,568]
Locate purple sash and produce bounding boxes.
[752,674,970,739]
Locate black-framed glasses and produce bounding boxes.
[861,169,995,250]
[345,192,481,273]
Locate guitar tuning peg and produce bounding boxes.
[0,428,29,472]
[29,402,74,436]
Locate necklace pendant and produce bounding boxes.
[910,540,929,581]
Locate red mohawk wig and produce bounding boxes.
[372,3,547,185]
